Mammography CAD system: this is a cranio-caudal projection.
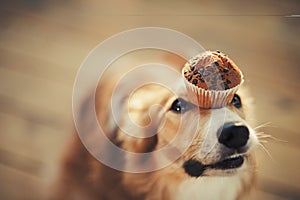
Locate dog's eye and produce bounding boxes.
[170,98,195,113]
[231,94,242,108]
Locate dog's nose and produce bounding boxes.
[217,122,249,149]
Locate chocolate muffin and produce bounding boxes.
[182,51,244,108]
[183,51,242,90]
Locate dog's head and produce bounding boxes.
[99,77,258,199]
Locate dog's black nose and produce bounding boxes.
[217,122,249,149]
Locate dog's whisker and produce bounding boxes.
[255,131,265,136]
[257,142,275,163]
[264,135,287,143]
[257,138,269,143]
[254,122,275,130]
[258,140,268,144]
[256,132,287,143]
[256,132,269,138]
[257,134,271,139]
[256,132,270,141]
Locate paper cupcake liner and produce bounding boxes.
[183,75,244,109]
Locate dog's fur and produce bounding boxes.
[53,53,258,200]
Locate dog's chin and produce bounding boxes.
[183,154,249,177]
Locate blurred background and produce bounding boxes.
[0,0,299,199]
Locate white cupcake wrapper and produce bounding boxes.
[183,77,244,108]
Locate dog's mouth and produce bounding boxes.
[183,155,245,177]
[210,155,244,170]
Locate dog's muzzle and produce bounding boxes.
[183,122,250,177]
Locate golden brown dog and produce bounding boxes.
[53,52,258,200]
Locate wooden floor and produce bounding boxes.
[0,0,299,199]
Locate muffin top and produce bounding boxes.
[182,51,242,90]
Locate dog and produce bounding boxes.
[53,52,258,200]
